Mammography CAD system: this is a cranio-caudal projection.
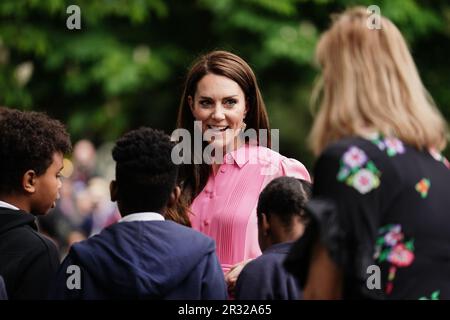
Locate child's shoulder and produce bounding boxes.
[164,221,215,243]
[12,222,58,255]
[244,250,287,275]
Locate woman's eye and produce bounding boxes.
[224,99,237,107]
[199,100,212,107]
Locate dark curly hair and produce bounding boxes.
[112,127,179,214]
[257,177,312,230]
[0,108,72,195]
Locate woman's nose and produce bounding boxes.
[211,105,226,121]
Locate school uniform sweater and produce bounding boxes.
[50,213,227,300]
[235,242,302,300]
[0,207,60,299]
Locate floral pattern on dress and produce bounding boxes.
[342,146,368,168]
[374,224,415,295]
[419,290,440,300]
[369,133,406,157]
[337,146,380,194]
[415,178,431,199]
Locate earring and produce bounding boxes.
[241,122,247,130]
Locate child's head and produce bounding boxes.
[111,127,179,216]
[0,109,71,215]
[257,177,312,251]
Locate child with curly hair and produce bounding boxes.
[0,108,72,299]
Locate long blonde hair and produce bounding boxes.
[309,7,448,156]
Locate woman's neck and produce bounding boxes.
[211,163,221,176]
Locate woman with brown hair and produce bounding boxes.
[175,50,310,291]
[286,7,450,299]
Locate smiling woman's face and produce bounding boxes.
[189,73,247,153]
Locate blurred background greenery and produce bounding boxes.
[1,0,449,169]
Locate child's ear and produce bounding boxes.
[261,212,271,236]
[110,180,118,202]
[22,170,37,194]
[168,185,181,208]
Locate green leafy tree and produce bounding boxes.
[0,0,449,167]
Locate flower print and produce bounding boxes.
[369,134,407,157]
[385,266,397,295]
[337,146,381,193]
[419,290,440,300]
[387,265,396,282]
[388,243,415,267]
[378,224,399,235]
[351,168,380,194]
[365,131,381,141]
[337,166,351,182]
[375,224,415,295]
[384,225,403,246]
[386,282,394,295]
[343,146,368,168]
[367,132,385,150]
[384,138,405,157]
[375,141,386,151]
[415,178,431,199]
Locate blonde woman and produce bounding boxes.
[286,7,450,299]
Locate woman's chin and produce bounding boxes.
[209,139,240,152]
[206,140,226,152]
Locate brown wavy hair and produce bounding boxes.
[175,50,271,222]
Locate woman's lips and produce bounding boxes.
[207,125,229,132]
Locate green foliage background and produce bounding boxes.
[1,0,449,169]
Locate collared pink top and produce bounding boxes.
[190,143,311,273]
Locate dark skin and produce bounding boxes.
[258,213,305,251]
[0,193,31,212]
[259,214,345,300]
[109,180,181,217]
[0,152,64,215]
[260,213,343,299]
[227,212,306,294]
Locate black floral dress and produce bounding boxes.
[286,134,450,299]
